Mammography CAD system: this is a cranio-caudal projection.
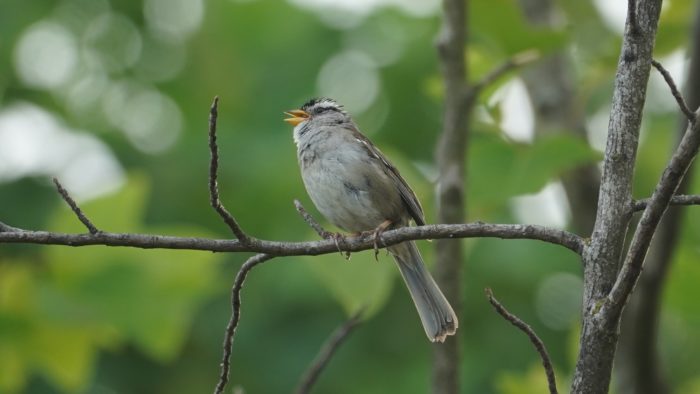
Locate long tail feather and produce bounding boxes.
[389,241,458,342]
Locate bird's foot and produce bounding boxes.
[321,231,351,260]
[360,219,392,261]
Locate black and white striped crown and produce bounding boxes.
[300,97,347,115]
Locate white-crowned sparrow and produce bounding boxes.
[284,97,458,342]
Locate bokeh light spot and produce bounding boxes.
[317,50,380,115]
[0,103,124,201]
[144,0,204,42]
[83,12,143,73]
[536,273,583,330]
[102,80,182,154]
[14,21,78,90]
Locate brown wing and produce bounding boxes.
[347,125,426,226]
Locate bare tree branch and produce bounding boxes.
[294,200,348,258]
[0,221,24,233]
[632,194,700,212]
[52,177,100,234]
[294,199,331,239]
[295,309,364,394]
[469,49,540,99]
[485,288,557,394]
[0,222,584,256]
[606,108,700,316]
[208,96,250,244]
[215,253,274,394]
[651,59,696,123]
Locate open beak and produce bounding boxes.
[284,109,310,126]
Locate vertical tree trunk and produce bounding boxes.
[433,0,469,393]
[571,1,663,393]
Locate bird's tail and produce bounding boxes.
[389,241,458,342]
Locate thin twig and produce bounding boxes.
[214,253,274,394]
[469,49,540,99]
[294,199,331,238]
[485,288,558,394]
[52,177,99,234]
[295,309,364,394]
[0,222,585,255]
[295,199,348,258]
[651,59,696,123]
[628,0,638,35]
[0,221,23,233]
[208,96,250,243]
[632,194,700,212]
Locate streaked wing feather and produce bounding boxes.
[348,125,425,226]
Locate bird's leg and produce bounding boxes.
[320,230,347,258]
[362,219,392,261]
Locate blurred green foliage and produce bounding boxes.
[0,0,698,393]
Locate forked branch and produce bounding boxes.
[606,106,700,316]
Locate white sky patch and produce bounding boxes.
[586,107,610,153]
[592,0,628,35]
[510,181,571,229]
[593,0,672,35]
[0,103,125,201]
[489,78,535,143]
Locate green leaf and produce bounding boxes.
[471,0,568,57]
[496,363,564,394]
[0,343,27,393]
[468,130,601,215]
[655,0,694,55]
[29,324,97,392]
[46,175,221,361]
[0,174,224,392]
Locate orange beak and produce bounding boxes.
[284,109,310,126]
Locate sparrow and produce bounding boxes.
[285,97,458,342]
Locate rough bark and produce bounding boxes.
[616,4,700,393]
[571,1,664,393]
[433,0,469,392]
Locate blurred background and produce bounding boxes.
[0,0,699,393]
